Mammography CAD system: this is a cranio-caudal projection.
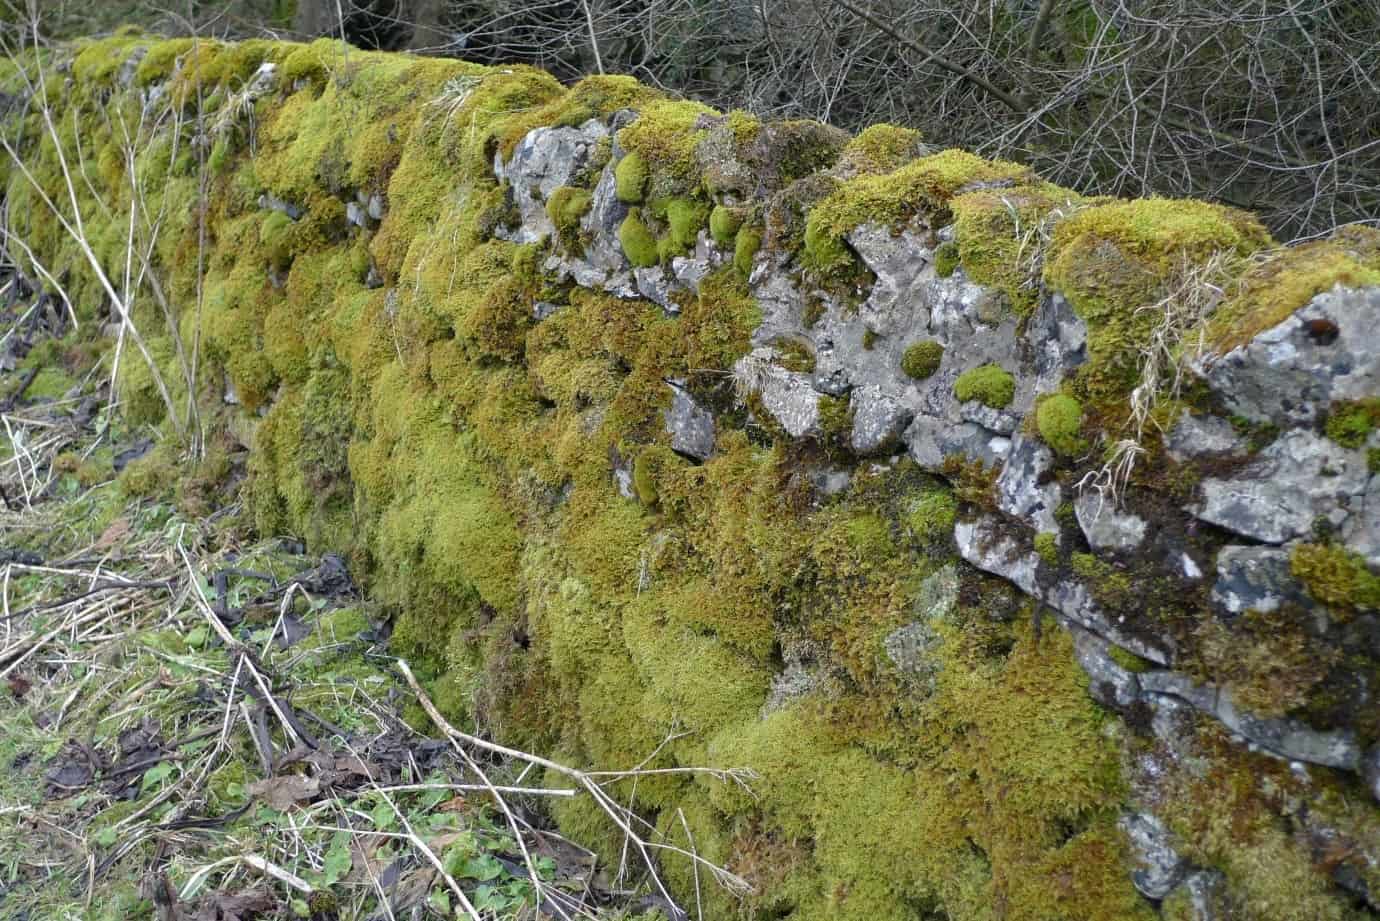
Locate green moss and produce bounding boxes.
[907,488,956,546]
[1033,531,1059,566]
[708,204,743,246]
[618,208,660,268]
[545,185,592,248]
[1070,553,1133,609]
[662,196,710,253]
[1290,543,1380,621]
[614,151,648,204]
[1044,198,1271,398]
[954,363,1014,408]
[839,123,923,175]
[1323,398,1380,449]
[933,240,960,277]
[1036,393,1085,456]
[135,38,194,85]
[901,340,944,380]
[803,149,1032,277]
[953,186,1079,315]
[615,98,717,199]
[733,224,762,276]
[1203,227,1380,353]
[1106,644,1150,673]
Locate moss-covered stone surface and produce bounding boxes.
[5,33,1380,921]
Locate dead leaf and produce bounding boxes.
[246,774,320,811]
[7,674,31,698]
[439,795,467,813]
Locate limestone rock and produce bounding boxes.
[663,383,715,461]
[1074,492,1147,552]
[849,384,912,456]
[995,434,1061,534]
[1139,670,1361,769]
[955,514,1172,664]
[1194,429,1370,543]
[1070,626,1142,709]
[495,121,608,244]
[735,349,820,438]
[1210,545,1308,614]
[1198,285,1380,427]
[1165,411,1246,463]
[1120,812,1187,900]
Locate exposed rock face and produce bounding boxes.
[1198,285,1380,427]
[1195,429,1370,543]
[662,382,715,461]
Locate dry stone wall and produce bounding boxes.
[5,33,1380,920]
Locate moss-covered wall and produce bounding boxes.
[4,32,1380,920]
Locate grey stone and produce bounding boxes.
[849,385,912,456]
[1029,293,1088,390]
[663,383,715,461]
[366,194,385,222]
[246,61,278,97]
[1195,429,1370,543]
[634,266,682,312]
[811,467,853,496]
[907,416,1011,471]
[1180,552,1205,580]
[257,193,302,221]
[1139,670,1361,770]
[1120,812,1187,900]
[955,514,1172,664]
[1211,545,1307,614]
[1074,491,1147,552]
[915,564,959,621]
[345,201,368,228]
[1342,472,1380,568]
[1197,285,1380,427]
[495,121,608,244]
[1364,745,1380,803]
[532,300,563,322]
[957,400,1019,434]
[995,434,1061,533]
[883,620,943,694]
[1165,411,1246,463]
[1071,626,1142,709]
[1178,871,1230,921]
[846,223,932,318]
[735,348,820,438]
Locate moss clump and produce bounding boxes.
[1323,398,1380,449]
[838,123,923,175]
[545,186,592,247]
[616,99,717,199]
[803,149,1032,277]
[733,224,762,277]
[933,240,960,277]
[1290,543,1380,621]
[1033,531,1059,565]
[708,204,743,246]
[1044,197,1271,398]
[1202,226,1380,353]
[614,151,648,203]
[618,208,659,268]
[661,196,710,254]
[953,187,1080,315]
[908,488,956,545]
[134,37,194,85]
[901,340,944,380]
[954,363,1014,408]
[1036,393,1085,456]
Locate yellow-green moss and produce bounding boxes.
[953,186,1080,315]
[1203,227,1380,353]
[618,208,659,268]
[1044,198,1271,398]
[803,149,1032,277]
[1036,393,1085,456]
[615,98,716,200]
[954,363,1014,408]
[1290,543,1380,621]
[1033,531,1059,565]
[733,223,762,276]
[933,240,960,277]
[839,123,924,175]
[1323,397,1380,449]
[901,339,944,380]
[661,196,710,253]
[708,203,743,246]
[614,151,648,204]
[545,185,592,247]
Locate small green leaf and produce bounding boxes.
[93,826,119,848]
[323,835,352,884]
